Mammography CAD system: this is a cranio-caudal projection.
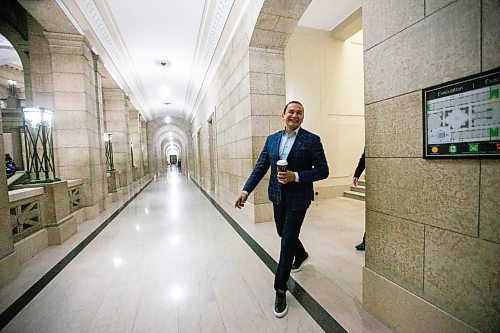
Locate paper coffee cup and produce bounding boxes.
[277,160,288,172]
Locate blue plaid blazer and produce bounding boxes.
[242,128,329,210]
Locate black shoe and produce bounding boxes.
[291,252,309,272]
[355,241,365,251]
[274,290,288,318]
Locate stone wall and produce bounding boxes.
[362,1,500,332]
[103,88,132,191]
[190,0,312,223]
[128,108,142,178]
[146,117,191,176]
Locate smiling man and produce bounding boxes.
[235,101,329,318]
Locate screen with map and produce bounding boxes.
[423,68,500,158]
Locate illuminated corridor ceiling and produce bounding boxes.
[49,0,360,121]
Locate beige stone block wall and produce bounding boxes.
[424,227,499,331]
[479,160,500,242]
[365,211,425,296]
[364,0,480,104]
[365,92,422,157]
[241,41,287,220]
[128,109,142,177]
[363,268,479,333]
[367,158,480,235]
[190,16,254,206]
[482,0,500,71]
[362,1,500,331]
[14,229,49,265]
[425,0,456,15]
[188,0,311,223]
[41,32,106,211]
[28,16,55,109]
[0,253,20,288]
[103,88,132,188]
[0,115,16,260]
[363,0,424,50]
[93,54,108,211]
[141,119,149,174]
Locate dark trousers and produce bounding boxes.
[273,195,308,291]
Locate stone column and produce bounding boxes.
[92,54,109,211]
[229,0,309,223]
[28,16,55,110]
[362,1,499,332]
[0,107,20,287]
[146,122,157,176]
[128,108,141,180]
[140,118,148,175]
[245,47,286,223]
[103,88,132,192]
[44,32,105,219]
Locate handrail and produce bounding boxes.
[8,187,44,202]
[7,171,28,189]
[67,178,84,188]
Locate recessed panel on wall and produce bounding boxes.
[423,68,500,158]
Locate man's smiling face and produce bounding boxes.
[283,102,304,132]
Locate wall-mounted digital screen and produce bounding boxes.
[423,68,500,158]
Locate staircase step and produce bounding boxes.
[343,191,366,201]
[358,179,366,186]
[350,185,366,193]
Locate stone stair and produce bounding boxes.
[343,179,366,201]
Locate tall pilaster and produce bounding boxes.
[362,1,499,331]
[222,0,310,223]
[0,106,19,287]
[28,16,55,109]
[93,54,108,211]
[44,32,105,218]
[103,88,132,191]
[128,108,141,180]
[140,117,148,175]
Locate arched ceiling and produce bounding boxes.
[2,0,360,121]
[0,36,21,67]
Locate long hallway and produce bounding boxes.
[1,169,389,332]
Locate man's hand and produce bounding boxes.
[277,170,296,184]
[235,192,248,209]
[352,177,359,187]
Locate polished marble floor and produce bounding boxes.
[1,169,390,332]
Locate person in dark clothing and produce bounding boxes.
[352,149,365,250]
[235,101,329,318]
[5,153,18,178]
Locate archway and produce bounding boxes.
[147,116,191,176]
[0,30,28,171]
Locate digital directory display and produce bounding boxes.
[423,68,500,158]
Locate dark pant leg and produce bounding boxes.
[273,203,308,291]
[273,203,307,259]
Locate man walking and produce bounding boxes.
[235,101,329,318]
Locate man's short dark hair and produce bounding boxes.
[283,101,303,114]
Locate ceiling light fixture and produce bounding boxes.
[156,59,172,100]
